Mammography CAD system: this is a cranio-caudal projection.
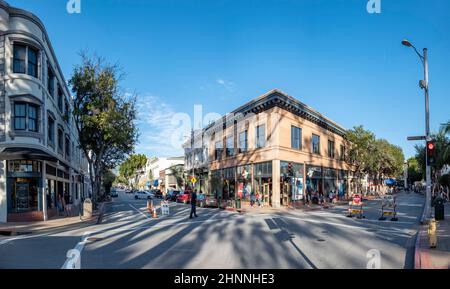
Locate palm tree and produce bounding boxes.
[169,165,185,190]
[442,121,450,163]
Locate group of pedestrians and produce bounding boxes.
[250,192,263,207]
[56,194,74,217]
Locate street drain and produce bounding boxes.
[87,237,103,242]
[316,239,326,242]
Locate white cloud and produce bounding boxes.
[216,78,235,93]
[135,94,186,157]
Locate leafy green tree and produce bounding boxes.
[346,126,376,191]
[169,164,185,190]
[102,170,117,195]
[69,53,138,203]
[118,154,148,188]
[407,157,423,184]
[346,126,405,192]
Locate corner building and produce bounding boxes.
[0,1,90,222]
[185,89,357,208]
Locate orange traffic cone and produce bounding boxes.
[152,208,158,219]
[147,200,152,214]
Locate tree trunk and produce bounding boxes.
[88,160,95,200]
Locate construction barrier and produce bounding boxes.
[347,194,365,219]
[378,194,398,221]
[161,201,170,215]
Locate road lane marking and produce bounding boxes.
[129,203,150,220]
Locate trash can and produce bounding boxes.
[434,197,445,221]
[235,198,241,209]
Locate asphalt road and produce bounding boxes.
[0,190,424,269]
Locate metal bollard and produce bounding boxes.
[428,218,437,248]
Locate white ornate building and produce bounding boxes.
[0,1,90,222]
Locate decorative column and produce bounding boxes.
[41,161,47,221]
[272,160,281,208]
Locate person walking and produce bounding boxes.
[57,194,63,216]
[190,190,198,219]
[250,192,256,207]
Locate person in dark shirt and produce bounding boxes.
[190,190,198,219]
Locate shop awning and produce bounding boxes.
[0,147,59,162]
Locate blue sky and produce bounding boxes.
[8,0,450,159]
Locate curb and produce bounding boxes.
[414,228,422,269]
[414,196,428,269]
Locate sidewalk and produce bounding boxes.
[0,203,106,236]
[415,202,450,269]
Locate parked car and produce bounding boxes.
[166,190,181,202]
[134,191,153,200]
[111,190,119,198]
[152,189,163,199]
[204,195,218,208]
[177,192,191,204]
[145,190,156,198]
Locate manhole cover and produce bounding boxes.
[321,231,328,234]
[87,237,103,242]
[316,239,326,242]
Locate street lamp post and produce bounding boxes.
[402,39,432,223]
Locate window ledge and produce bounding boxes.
[9,130,43,141]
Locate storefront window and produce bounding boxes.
[46,179,56,209]
[211,170,223,199]
[323,168,338,198]
[280,162,304,205]
[306,165,322,204]
[223,167,236,200]
[11,178,39,213]
[253,162,272,206]
[237,165,251,200]
[8,160,41,173]
[338,170,348,198]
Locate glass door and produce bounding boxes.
[15,181,30,212]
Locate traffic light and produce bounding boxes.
[426,140,436,166]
